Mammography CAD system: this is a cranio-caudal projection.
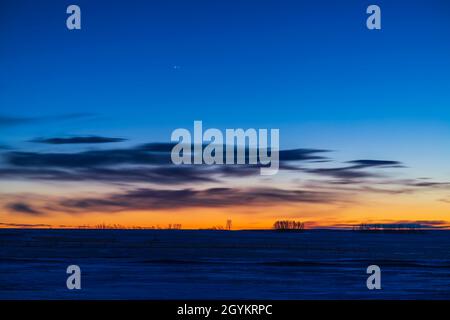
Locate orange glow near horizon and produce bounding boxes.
[2,195,450,229]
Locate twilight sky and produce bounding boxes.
[1,0,450,229]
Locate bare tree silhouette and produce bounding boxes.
[273,220,304,231]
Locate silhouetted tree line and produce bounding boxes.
[273,220,304,230]
[77,223,182,230]
[355,223,420,231]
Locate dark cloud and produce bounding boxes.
[140,143,330,162]
[305,177,450,196]
[380,178,450,189]
[408,181,450,188]
[0,167,215,184]
[31,136,127,144]
[0,165,262,184]
[279,148,329,161]
[5,143,329,168]
[0,222,51,228]
[0,143,329,184]
[0,141,414,187]
[54,187,338,213]
[306,167,376,179]
[305,159,404,180]
[410,220,448,226]
[345,160,404,168]
[6,202,43,215]
[5,148,170,167]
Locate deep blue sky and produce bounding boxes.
[1,0,450,174]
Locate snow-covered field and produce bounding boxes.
[1,229,450,299]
